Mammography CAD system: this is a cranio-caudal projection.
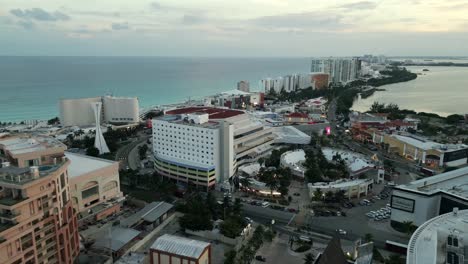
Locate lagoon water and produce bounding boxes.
[352,66,468,116]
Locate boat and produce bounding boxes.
[422,69,429,72]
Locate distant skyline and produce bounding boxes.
[1,0,468,56]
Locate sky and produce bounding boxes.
[1,0,468,57]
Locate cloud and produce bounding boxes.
[17,20,35,30]
[338,1,378,10]
[71,11,120,18]
[182,15,204,25]
[10,8,70,21]
[249,12,349,31]
[112,22,130,30]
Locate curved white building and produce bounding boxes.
[407,208,468,264]
[102,96,139,124]
[280,149,306,177]
[59,96,140,127]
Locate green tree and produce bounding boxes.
[312,189,323,201]
[224,250,237,264]
[239,177,252,189]
[304,253,315,264]
[264,173,280,197]
[385,254,405,264]
[86,146,100,157]
[47,117,60,125]
[334,190,346,202]
[364,233,373,242]
[446,114,463,124]
[401,221,417,235]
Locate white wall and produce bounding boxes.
[102,96,139,123]
[390,189,441,226]
[153,119,220,179]
[59,97,101,126]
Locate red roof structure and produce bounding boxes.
[287,112,309,119]
[165,107,244,119]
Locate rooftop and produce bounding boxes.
[273,126,311,145]
[322,147,374,174]
[165,107,244,119]
[390,134,467,152]
[65,152,116,178]
[150,234,210,259]
[0,158,67,186]
[407,209,468,264]
[120,201,173,228]
[0,136,66,156]
[94,226,141,252]
[396,166,468,200]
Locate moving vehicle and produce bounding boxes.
[336,229,347,235]
[255,255,266,262]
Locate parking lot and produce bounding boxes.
[305,185,410,245]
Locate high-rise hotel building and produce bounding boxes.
[0,136,79,264]
[310,57,361,84]
[152,107,275,189]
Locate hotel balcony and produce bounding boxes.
[0,209,19,220]
[0,157,68,186]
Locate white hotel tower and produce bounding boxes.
[152,107,275,190]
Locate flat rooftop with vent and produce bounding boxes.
[396,166,468,199]
[407,208,468,264]
[390,166,468,228]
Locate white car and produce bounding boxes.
[336,229,347,235]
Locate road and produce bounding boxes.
[115,135,150,170]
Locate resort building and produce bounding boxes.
[406,208,468,264]
[308,179,374,199]
[152,107,275,189]
[59,95,140,127]
[65,152,122,218]
[372,133,468,168]
[390,166,468,229]
[150,234,211,264]
[0,135,80,264]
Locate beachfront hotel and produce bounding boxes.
[0,135,79,264]
[152,107,275,189]
[59,95,140,127]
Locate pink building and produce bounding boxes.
[0,136,80,264]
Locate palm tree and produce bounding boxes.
[304,253,315,264]
[264,173,279,197]
[402,221,416,235]
[313,188,323,201]
[364,233,373,242]
[239,177,252,190]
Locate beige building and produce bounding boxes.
[65,152,122,214]
[150,234,211,264]
[0,135,79,264]
[372,132,468,168]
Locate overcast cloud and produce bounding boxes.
[1,0,468,56]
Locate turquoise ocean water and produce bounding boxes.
[0,56,311,122]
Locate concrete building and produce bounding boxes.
[406,208,468,264]
[150,234,211,264]
[0,135,80,264]
[308,179,374,199]
[372,133,468,168]
[237,80,250,92]
[312,73,330,89]
[152,107,275,189]
[390,167,468,229]
[311,58,361,84]
[59,95,140,127]
[65,152,122,215]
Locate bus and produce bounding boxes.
[385,240,408,255]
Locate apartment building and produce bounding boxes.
[311,57,361,84]
[0,135,79,264]
[152,107,275,189]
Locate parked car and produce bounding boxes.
[255,255,266,262]
[261,202,270,208]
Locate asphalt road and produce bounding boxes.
[243,203,295,225]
